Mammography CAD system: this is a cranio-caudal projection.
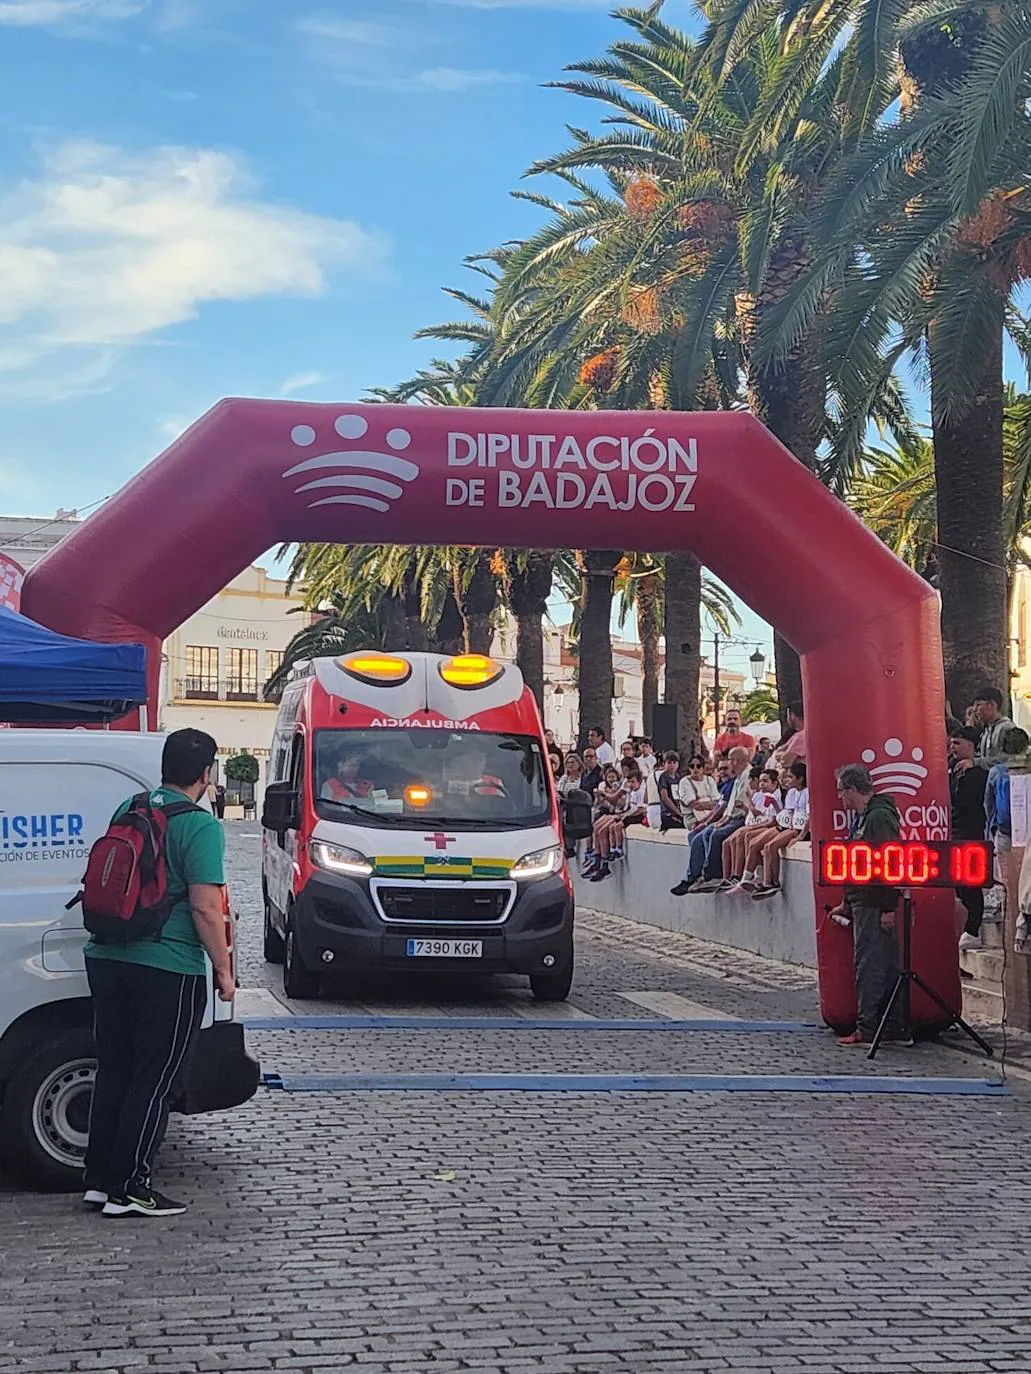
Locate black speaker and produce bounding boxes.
[651,702,681,754]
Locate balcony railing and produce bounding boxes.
[175,678,275,704]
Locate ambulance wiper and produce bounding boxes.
[326,801,383,821]
[430,815,519,828]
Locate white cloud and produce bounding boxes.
[279,370,329,397]
[296,15,396,46]
[344,66,526,92]
[0,0,145,25]
[0,140,388,401]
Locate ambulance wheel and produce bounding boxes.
[263,900,286,965]
[0,1025,96,1192]
[283,921,320,1000]
[530,953,574,1003]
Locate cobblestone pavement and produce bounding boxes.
[3,822,1031,1374]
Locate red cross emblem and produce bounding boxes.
[425,832,457,851]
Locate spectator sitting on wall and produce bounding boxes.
[557,752,585,798]
[581,747,602,797]
[713,709,756,760]
[670,745,752,895]
[831,764,909,1047]
[677,755,721,826]
[656,751,685,831]
[719,768,783,893]
[582,765,625,877]
[948,726,989,951]
[585,762,647,881]
[751,763,809,899]
[637,738,657,777]
[587,725,617,769]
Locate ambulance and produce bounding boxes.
[261,652,591,1001]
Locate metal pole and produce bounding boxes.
[712,632,721,722]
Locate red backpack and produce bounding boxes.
[73,793,199,944]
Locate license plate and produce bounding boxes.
[406,939,483,958]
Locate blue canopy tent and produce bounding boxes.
[0,605,148,724]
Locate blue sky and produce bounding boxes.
[0,0,767,668]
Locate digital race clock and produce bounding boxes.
[819,840,992,888]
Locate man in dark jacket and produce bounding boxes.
[831,763,909,1047]
[949,726,989,949]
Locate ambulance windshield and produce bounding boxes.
[314,729,551,829]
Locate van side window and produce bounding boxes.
[270,730,290,784]
[289,735,305,794]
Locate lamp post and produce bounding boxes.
[749,646,767,688]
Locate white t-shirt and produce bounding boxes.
[624,782,646,809]
[595,740,617,768]
[638,752,657,777]
[678,775,719,808]
[785,786,809,815]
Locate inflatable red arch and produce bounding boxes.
[21,399,956,1029]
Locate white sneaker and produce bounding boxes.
[83,1189,108,1208]
[959,932,983,951]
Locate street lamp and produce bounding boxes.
[749,646,767,687]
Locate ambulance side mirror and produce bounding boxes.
[262,782,299,834]
[561,788,593,842]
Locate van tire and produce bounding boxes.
[263,901,286,965]
[529,953,574,1003]
[0,1025,96,1192]
[283,922,320,1000]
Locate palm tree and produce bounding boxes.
[263,598,393,700]
[478,4,913,715]
[497,549,555,708]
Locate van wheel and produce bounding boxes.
[283,923,320,1000]
[0,1025,96,1191]
[263,900,286,965]
[529,953,574,1003]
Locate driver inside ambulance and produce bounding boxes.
[445,745,505,798]
[320,750,376,802]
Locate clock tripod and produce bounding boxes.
[867,888,995,1061]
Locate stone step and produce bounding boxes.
[960,947,1004,980]
[962,977,1004,1024]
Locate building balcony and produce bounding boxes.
[174,678,277,705]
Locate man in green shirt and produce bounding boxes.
[85,729,235,1218]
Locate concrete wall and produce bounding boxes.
[573,826,817,968]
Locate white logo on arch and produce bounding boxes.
[282,414,421,513]
[861,738,929,798]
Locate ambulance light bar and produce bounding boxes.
[339,653,412,685]
[438,654,504,688]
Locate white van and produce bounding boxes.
[0,731,259,1190]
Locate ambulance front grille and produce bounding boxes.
[376,885,511,925]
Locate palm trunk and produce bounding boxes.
[663,552,702,758]
[454,553,497,655]
[740,266,825,724]
[433,586,465,656]
[508,551,554,710]
[636,571,661,735]
[931,309,1007,710]
[402,571,428,652]
[578,550,620,749]
[383,591,406,649]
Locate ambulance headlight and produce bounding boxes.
[511,846,562,880]
[310,840,374,878]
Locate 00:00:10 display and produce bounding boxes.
[821,841,989,887]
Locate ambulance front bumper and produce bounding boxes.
[291,871,573,974]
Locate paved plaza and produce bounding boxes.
[2,824,1030,1374]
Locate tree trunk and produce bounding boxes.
[663,551,702,758]
[383,591,406,649]
[636,571,661,735]
[402,571,428,652]
[578,550,621,750]
[433,586,465,656]
[931,309,1007,711]
[508,551,554,710]
[741,272,825,725]
[454,552,497,655]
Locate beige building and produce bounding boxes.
[159,565,307,804]
[0,510,80,572]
